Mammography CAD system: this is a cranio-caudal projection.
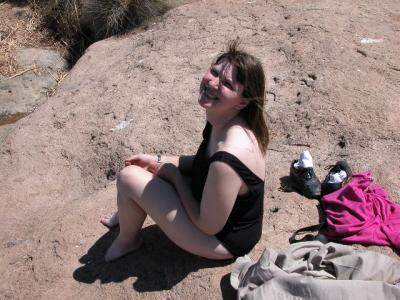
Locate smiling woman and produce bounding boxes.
[198,59,245,111]
[101,40,269,262]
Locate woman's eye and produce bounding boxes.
[210,69,218,76]
[223,81,233,89]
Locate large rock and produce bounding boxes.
[0,0,399,299]
[0,48,67,125]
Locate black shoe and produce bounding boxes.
[290,160,321,199]
[321,160,352,196]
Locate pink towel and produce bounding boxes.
[321,172,400,251]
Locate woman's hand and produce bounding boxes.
[125,154,182,180]
[125,154,157,170]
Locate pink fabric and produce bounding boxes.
[321,172,400,251]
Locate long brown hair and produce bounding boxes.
[215,40,269,155]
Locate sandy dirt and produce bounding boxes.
[1,0,400,299]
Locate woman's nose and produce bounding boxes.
[207,75,219,89]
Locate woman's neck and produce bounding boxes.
[206,111,241,132]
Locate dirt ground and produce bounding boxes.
[1,0,400,299]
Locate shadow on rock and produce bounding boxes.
[73,225,233,292]
[279,175,296,193]
[288,203,327,244]
[220,273,236,300]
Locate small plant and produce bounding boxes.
[81,0,168,40]
[30,0,81,42]
[30,0,169,65]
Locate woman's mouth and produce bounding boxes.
[203,86,218,100]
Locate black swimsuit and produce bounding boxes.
[191,123,265,257]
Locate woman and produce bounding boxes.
[101,41,269,262]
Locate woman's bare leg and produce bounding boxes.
[104,165,233,262]
[105,179,147,262]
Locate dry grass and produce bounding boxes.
[31,0,172,64]
[0,0,192,75]
[0,2,62,77]
[30,0,84,64]
[81,0,169,39]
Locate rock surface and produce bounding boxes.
[0,0,399,299]
[0,48,67,125]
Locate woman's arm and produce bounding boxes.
[158,161,241,235]
[159,155,195,175]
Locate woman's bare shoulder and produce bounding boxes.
[223,124,257,152]
[219,124,265,179]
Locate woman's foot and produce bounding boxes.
[105,236,143,263]
[100,212,119,228]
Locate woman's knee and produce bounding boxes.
[117,165,145,188]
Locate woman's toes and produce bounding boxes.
[100,218,110,227]
[100,212,119,228]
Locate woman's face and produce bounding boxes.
[198,59,245,112]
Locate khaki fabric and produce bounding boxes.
[231,241,400,300]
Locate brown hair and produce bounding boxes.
[215,40,269,155]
